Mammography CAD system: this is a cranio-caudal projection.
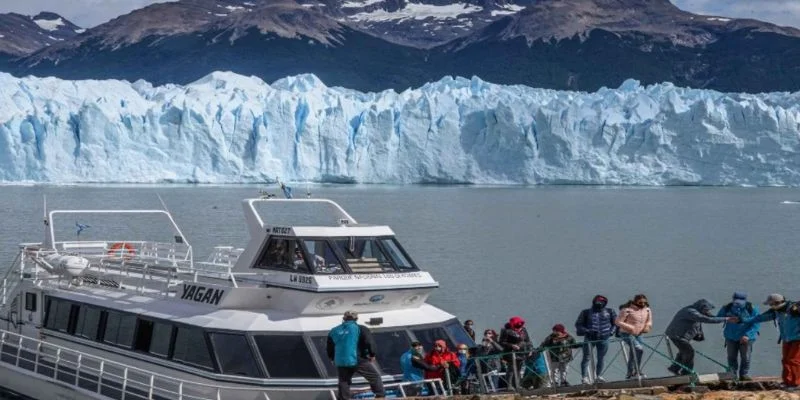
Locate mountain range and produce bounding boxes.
[1,0,799,93]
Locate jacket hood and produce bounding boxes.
[434,339,448,351]
[509,316,525,329]
[692,299,715,314]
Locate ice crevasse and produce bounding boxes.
[0,71,799,185]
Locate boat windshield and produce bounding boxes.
[332,237,417,273]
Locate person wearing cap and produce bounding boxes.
[665,299,735,376]
[716,292,760,381]
[541,324,579,387]
[743,293,800,389]
[575,294,617,384]
[327,310,385,399]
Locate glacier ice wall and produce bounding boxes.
[0,71,799,185]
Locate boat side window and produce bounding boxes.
[379,238,418,270]
[44,297,78,334]
[255,237,311,273]
[149,321,174,358]
[254,335,320,378]
[209,333,263,378]
[24,292,37,312]
[75,305,102,340]
[333,238,394,273]
[372,330,412,375]
[302,240,344,274]
[103,311,136,348]
[172,326,214,371]
[412,326,455,352]
[310,336,338,378]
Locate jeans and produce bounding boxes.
[580,340,609,379]
[725,339,753,378]
[669,337,695,374]
[337,359,385,400]
[621,334,644,377]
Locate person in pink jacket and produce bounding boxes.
[615,294,652,379]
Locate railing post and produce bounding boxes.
[216,387,221,400]
[444,363,453,396]
[631,337,642,386]
[2,278,7,306]
[588,342,598,385]
[98,360,105,394]
[75,354,82,386]
[148,375,154,399]
[398,383,406,398]
[121,368,128,400]
[511,352,519,392]
[16,336,24,367]
[474,355,487,394]
[54,348,61,378]
[543,350,556,392]
[178,381,183,400]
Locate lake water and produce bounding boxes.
[1,185,799,378]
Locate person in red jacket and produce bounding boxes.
[423,339,461,385]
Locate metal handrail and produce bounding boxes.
[0,328,438,399]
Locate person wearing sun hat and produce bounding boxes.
[717,291,760,381]
[743,294,800,390]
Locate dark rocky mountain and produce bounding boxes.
[2,0,800,93]
[0,11,82,61]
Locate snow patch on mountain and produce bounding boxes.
[348,2,483,22]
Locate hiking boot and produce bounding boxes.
[739,375,753,381]
[667,365,680,376]
[560,381,570,387]
[596,376,606,383]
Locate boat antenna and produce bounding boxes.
[306,182,311,198]
[43,195,52,248]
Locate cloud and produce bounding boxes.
[672,0,800,28]
[0,0,176,27]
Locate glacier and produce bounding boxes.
[0,71,799,185]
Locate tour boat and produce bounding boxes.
[0,197,471,399]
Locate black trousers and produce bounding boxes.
[337,359,385,400]
[669,337,695,374]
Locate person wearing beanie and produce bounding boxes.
[743,294,800,390]
[540,324,579,387]
[327,311,385,399]
[499,316,532,389]
[575,294,617,384]
[717,292,760,381]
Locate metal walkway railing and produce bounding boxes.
[0,328,443,400]
[445,334,733,396]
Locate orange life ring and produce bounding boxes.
[108,242,136,259]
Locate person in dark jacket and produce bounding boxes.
[665,299,734,376]
[476,329,503,389]
[463,320,476,341]
[716,292,760,381]
[743,293,800,389]
[327,311,385,399]
[541,324,579,387]
[499,316,532,389]
[575,294,617,384]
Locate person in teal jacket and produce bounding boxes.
[327,311,385,399]
[744,294,800,389]
[716,292,760,381]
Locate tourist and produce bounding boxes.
[326,311,385,399]
[423,339,461,391]
[743,294,800,390]
[499,316,533,389]
[476,329,503,389]
[540,324,579,387]
[463,319,476,341]
[575,294,617,384]
[717,292,760,381]
[665,299,733,376]
[615,294,652,379]
[400,341,434,396]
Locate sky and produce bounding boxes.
[0,0,798,29]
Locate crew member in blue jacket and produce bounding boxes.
[744,294,800,389]
[327,311,385,399]
[716,292,760,381]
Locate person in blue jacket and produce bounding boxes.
[400,341,435,396]
[327,311,385,399]
[744,293,800,390]
[716,292,760,381]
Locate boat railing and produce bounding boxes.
[0,328,443,399]
[53,240,193,267]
